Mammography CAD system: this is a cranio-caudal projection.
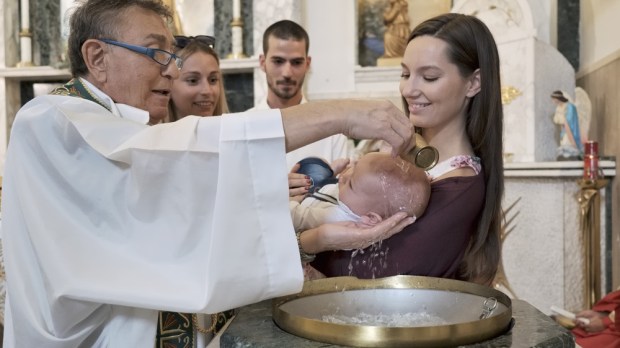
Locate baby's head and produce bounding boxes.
[338,152,430,223]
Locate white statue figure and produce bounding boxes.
[550,87,592,160]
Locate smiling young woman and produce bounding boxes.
[168,35,229,121]
[313,13,504,287]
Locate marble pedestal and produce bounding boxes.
[500,160,616,314]
[220,299,574,347]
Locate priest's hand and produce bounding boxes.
[281,99,413,158]
[341,100,413,158]
[298,212,415,254]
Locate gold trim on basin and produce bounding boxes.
[273,275,512,347]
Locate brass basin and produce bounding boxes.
[272,275,512,347]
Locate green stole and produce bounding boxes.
[49,78,234,348]
[156,312,196,348]
[49,78,111,111]
[155,311,234,348]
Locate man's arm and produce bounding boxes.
[280,99,413,158]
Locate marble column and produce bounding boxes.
[18,0,33,66]
[557,0,580,71]
[31,0,63,67]
[229,0,246,58]
[213,0,254,112]
[214,0,253,58]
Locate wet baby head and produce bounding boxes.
[338,152,430,221]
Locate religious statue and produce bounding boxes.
[381,0,410,59]
[550,88,592,160]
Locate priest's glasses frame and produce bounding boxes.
[99,39,184,70]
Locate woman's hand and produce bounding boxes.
[299,212,415,254]
[288,163,310,201]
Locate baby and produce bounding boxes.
[290,152,431,279]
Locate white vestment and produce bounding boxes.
[1,87,303,347]
[249,98,354,170]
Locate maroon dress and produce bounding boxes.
[312,159,485,280]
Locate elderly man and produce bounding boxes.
[0,0,413,347]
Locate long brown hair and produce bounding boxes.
[405,13,504,285]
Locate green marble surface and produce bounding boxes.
[220,299,575,348]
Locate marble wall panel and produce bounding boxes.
[502,178,566,313]
[500,39,531,161]
[502,175,611,314]
[224,73,253,112]
[2,0,19,67]
[557,0,579,70]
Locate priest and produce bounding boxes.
[0,0,414,347]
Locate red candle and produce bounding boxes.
[583,141,599,180]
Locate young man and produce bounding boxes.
[0,1,414,347]
[250,20,353,170]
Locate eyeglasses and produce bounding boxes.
[174,35,216,49]
[99,39,183,70]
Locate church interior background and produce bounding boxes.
[0,0,618,329]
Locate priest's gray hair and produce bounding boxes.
[67,0,173,77]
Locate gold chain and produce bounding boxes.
[191,313,219,334]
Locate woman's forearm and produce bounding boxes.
[298,227,322,255]
[298,212,415,255]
